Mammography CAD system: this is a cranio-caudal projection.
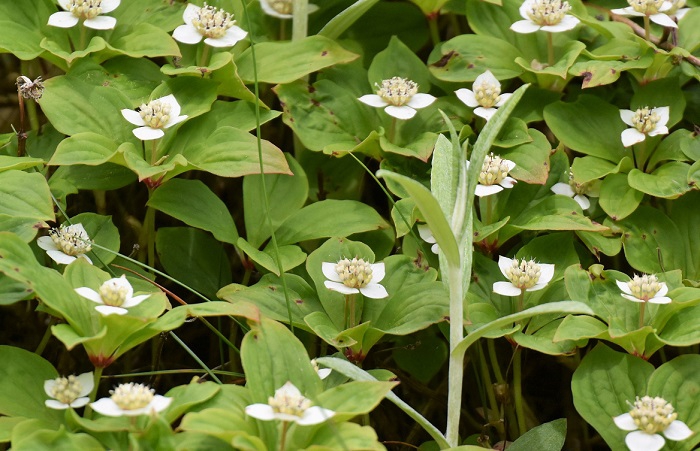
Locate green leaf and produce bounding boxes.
[156,227,232,299]
[572,344,654,451]
[318,0,382,39]
[508,419,567,451]
[632,77,685,127]
[428,35,523,82]
[105,22,181,60]
[516,41,586,79]
[236,36,359,84]
[0,346,62,425]
[0,170,54,242]
[71,212,120,267]
[236,238,307,275]
[243,153,308,248]
[627,162,692,199]
[430,133,460,226]
[0,156,45,173]
[599,173,643,221]
[544,95,627,162]
[377,170,459,267]
[163,381,221,425]
[274,200,389,246]
[316,381,397,422]
[368,36,431,88]
[0,0,65,60]
[571,155,631,184]
[12,423,103,451]
[148,179,238,245]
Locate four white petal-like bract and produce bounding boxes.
[245,381,335,425]
[173,3,248,48]
[48,0,120,30]
[611,0,677,27]
[260,0,320,19]
[75,275,151,316]
[417,224,440,254]
[456,71,513,121]
[613,396,692,451]
[511,0,580,33]
[551,173,600,210]
[616,274,671,304]
[322,258,389,299]
[358,77,436,120]
[91,383,172,417]
[121,94,188,141]
[619,106,670,147]
[493,256,555,296]
[37,223,93,265]
[44,372,94,410]
[467,154,518,197]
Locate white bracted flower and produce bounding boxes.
[511,0,580,33]
[311,359,331,379]
[37,223,93,265]
[455,71,513,121]
[611,0,677,27]
[322,258,389,299]
[121,95,188,141]
[48,0,120,29]
[614,396,692,451]
[260,0,319,19]
[91,383,172,417]
[616,274,671,304]
[551,172,600,210]
[467,153,517,197]
[493,256,555,296]
[75,275,151,316]
[172,3,248,48]
[44,372,94,410]
[417,224,439,254]
[358,77,436,120]
[245,381,335,425]
[667,0,690,19]
[619,106,670,147]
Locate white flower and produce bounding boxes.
[455,71,513,121]
[510,0,580,33]
[75,275,151,316]
[467,153,517,197]
[121,95,188,141]
[37,223,93,265]
[260,0,319,19]
[48,0,120,30]
[619,106,670,147]
[611,0,677,27]
[311,359,331,379]
[245,381,335,425]
[493,256,555,296]
[44,372,94,410]
[322,258,389,299]
[91,383,172,417]
[614,396,693,451]
[550,172,599,210]
[667,0,690,19]
[358,77,436,120]
[616,274,671,304]
[172,3,248,48]
[417,224,439,254]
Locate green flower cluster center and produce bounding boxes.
[49,225,92,256]
[627,0,666,15]
[479,154,511,186]
[526,0,572,26]
[627,274,662,301]
[269,0,293,15]
[629,396,678,435]
[50,375,84,405]
[110,383,154,410]
[568,172,589,195]
[268,388,312,417]
[68,0,103,20]
[139,100,171,129]
[335,258,373,289]
[505,259,542,289]
[376,77,418,107]
[475,82,501,108]
[631,107,661,133]
[192,3,235,39]
[98,280,129,307]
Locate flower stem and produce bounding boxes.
[639,301,647,329]
[199,45,211,67]
[644,15,651,41]
[344,294,350,329]
[34,316,57,355]
[517,292,525,312]
[388,117,397,142]
[513,347,527,436]
[445,264,465,447]
[547,32,555,67]
[16,89,26,157]
[84,366,104,419]
[292,0,309,42]
[150,139,158,166]
[428,13,441,46]
[80,25,87,50]
[279,421,290,451]
[139,201,156,268]
[349,294,357,328]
